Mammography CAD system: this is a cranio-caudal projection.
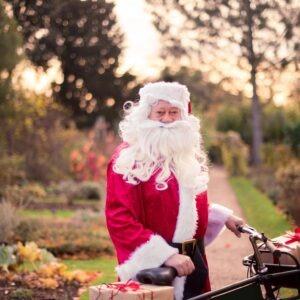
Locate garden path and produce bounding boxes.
[206,165,252,290]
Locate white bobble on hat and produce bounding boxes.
[138,81,191,114]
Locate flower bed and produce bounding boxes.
[0,242,100,300]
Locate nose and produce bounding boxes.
[161,113,173,123]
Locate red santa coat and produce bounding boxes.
[105,144,232,300]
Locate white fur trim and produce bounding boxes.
[139,81,190,115]
[171,184,198,299]
[173,276,187,300]
[204,203,233,246]
[116,234,178,281]
[172,185,198,243]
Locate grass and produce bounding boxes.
[230,177,291,238]
[20,209,75,218]
[63,257,117,300]
[230,177,298,298]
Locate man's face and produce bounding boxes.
[148,100,181,123]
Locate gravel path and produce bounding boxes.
[206,165,252,290]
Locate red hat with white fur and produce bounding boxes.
[139,81,191,115]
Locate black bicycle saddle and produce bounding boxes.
[136,267,177,286]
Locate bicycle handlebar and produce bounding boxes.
[237,225,281,257]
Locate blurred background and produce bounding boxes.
[0,0,299,299]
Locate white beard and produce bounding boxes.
[114,115,209,193]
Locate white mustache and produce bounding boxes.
[139,119,191,130]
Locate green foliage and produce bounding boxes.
[276,160,300,225]
[0,241,56,272]
[217,103,300,158]
[261,143,294,169]
[1,91,84,183]
[0,1,22,72]
[0,0,23,153]
[230,177,291,238]
[217,104,252,144]
[209,131,249,176]
[8,0,137,127]
[263,105,287,143]
[0,244,17,272]
[9,288,33,300]
[20,209,75,219]
[285,119,300,156]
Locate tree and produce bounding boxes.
[8,0,138,127]
[0,0,23,155]
[146,0,299,165]
[160,66,244,112]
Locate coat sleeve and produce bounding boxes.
[194,191,233,246]
[105,161,178,281]
[205,202,233,246]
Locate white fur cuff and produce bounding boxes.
[116,234,178,281]
[204,203,233,246]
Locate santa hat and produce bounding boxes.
[139,81,192,114]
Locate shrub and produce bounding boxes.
[12,210,112,258]
[48,180,78,196]
[2,183,46,207]
[14,218,41,243]
[48,180,103,202]
[216,102,300,157]
[209,131,249,176]
[276,160,300,225]
[0,155,25,187]
[261,143,295,169]
[250,166,281,204]
[285,120,300,157]
[216,104,252,145]
[78,181,102,200]
[0,201,20,243]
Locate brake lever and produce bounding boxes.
[238,225,281,258]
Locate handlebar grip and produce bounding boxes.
[237,225,254,234]
[237,225,245,233]
[136,267,177,286]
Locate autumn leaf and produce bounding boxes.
[17,242,41,262]
[72,270,91,283]
[39,277,59,289]
[37,262,67,278]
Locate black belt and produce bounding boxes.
[169,238,208,299]
[169,238,205,258]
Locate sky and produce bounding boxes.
[17,0,160,94]
[16,0,297,106]
[114,0,162,78]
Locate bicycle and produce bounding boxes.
[137,225,300,300]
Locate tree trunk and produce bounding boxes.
[6,128,14,156]
[244,0,263,165]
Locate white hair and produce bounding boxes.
[113,101,210,193]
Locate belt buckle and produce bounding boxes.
[182,239,196,256]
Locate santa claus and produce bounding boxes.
[105,81,244,300]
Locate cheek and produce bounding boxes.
[148,111,159,120]
[174,113,181,120]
